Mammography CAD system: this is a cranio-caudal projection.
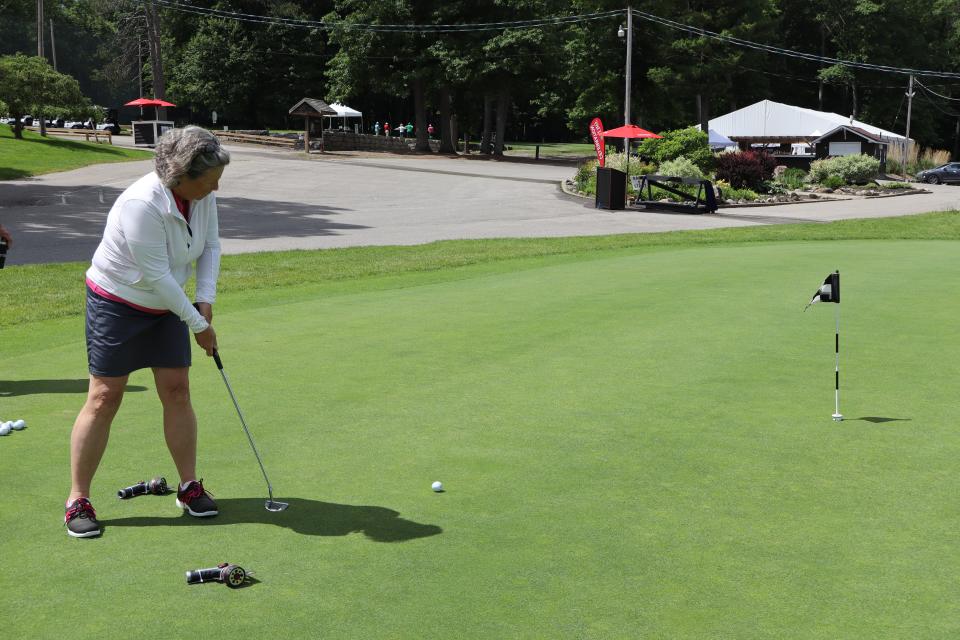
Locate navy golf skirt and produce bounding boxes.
[85,286,191,377]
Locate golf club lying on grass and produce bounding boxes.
[211,349,289,512]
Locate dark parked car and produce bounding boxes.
[916,162,960,184]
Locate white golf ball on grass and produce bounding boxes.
[431,481,444,493]
[11,419,25,430]
[0,422,11,436]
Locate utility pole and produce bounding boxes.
[37,0,47,137]
[49,19,57,71]
[904,74,915,141]
[143,0,167,120]
[904,74,915,163]
[624,6,633,126]
[36,0,44,57]
[138,39,145,116]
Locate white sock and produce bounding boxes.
[180,480,196,491]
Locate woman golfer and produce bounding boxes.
[65,126,228,538]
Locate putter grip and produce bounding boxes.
[213,349,223,370]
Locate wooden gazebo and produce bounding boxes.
[288,98,338,153]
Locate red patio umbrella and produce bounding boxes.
[124,97,176,121]
[124,98,176,107]
[601,124,662,176]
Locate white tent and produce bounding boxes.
[706,99,907,143]
[325,102,363,132]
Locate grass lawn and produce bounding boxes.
[3,215,960,637]
[505,141,597,157]
[0,124,152,180]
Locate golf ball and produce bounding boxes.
[11,419,25,430]
[431,481,443,492]
[0,423,11,436]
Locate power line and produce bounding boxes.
[150,1,960,79]
[630,9,960,79]
[149,0,621,32]
[914,78,960,102]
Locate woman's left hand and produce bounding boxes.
[195,302,213,324]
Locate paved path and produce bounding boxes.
[2,140,959,265]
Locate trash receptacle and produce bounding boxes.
[595,167,626,210]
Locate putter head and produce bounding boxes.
[265,500,289,512]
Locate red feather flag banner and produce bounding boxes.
[588,118,605,167]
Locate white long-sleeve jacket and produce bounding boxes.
[86,171,221,334]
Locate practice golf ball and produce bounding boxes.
[0,423,11,436]
[10,419,25,430]
[431,481,443,492]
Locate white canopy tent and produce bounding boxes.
[325,102,363,132]
[705,100,907,144]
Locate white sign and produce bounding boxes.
[212,110,218,124]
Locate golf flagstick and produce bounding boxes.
[212,349,289,511]
[833,303,842,421]
[804,270,842,421]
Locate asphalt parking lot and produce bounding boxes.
[2,141,959,266]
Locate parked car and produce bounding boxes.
[916,163,960,184]
[97,122,121,135]
[64,121,86,129]
[21,115,34,126]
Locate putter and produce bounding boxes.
[212,349,289,512]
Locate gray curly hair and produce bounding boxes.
[154,126,231,188]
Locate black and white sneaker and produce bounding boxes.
[176,480,218,517]
[65,498,102,538]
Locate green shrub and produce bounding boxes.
[809,154,880,184]
[778,167,807,189]
[657,156,704,179]
[637,127,713,173]
[822,175,845,189]
[721,186,759,201]
[573,156,657,196]
[574,159,597,194]
[762,180,787,195]
[879,181,911,189]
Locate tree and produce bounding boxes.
[645,0,780,133]
[0,54,89,138]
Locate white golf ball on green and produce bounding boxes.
[0,423,11,436]
[11,419,25,430]
[431,481,444,492]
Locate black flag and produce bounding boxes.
[804,271,839,311]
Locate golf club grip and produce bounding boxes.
[213,349,223,370]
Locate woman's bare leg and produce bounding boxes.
[68,374,128,503]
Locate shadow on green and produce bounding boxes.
[0,379,148,397]
[0,167,31,180]
[11,135,133,157]
[104,497,443,542]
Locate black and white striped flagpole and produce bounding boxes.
[832,285,843,422]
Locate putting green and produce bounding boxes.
[3,239,959,638]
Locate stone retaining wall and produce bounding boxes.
[315,132,412,152]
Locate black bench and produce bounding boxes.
[630,175,718,214]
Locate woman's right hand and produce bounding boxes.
[194,325,218,356]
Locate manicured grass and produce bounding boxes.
[4,211,959,330]
[505,141,597,157]
[3,219,960,637]
[0,124,152,180]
